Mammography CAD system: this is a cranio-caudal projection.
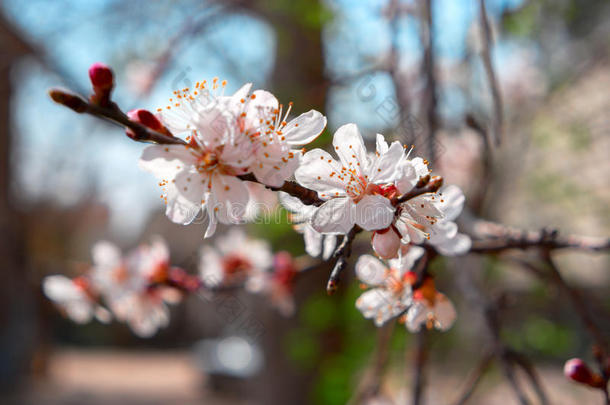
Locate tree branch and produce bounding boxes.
[49,89,186,145]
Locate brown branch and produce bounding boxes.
[469,225,610,253]
[327,226,362,294]
[412,329,429,405]
[392,175,444,206]
[478,0,504,145]
[348,322,396,405]
[49,88,186,145]
[451,351,494,405]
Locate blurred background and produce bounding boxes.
[0,0,609,404]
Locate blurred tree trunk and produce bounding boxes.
[0,14,36,392]
[240,2,329,404]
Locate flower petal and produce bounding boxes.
[439,185,465,222]
[92,241,122,269]
[368,141,403,184]
[209,173,248,224]
[252,147,301,188]
[355,254,388,286]
[139,144,197,179]
[311,197,356,234]
[283,110,327,146]
[354,194,394,231]
[165,170,206,225]
[332,123,368,170]
[295,149,346,198]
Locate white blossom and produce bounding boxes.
[295,125,403,234]
[140,81,325,238]
[43,275,111,324]
[199,229,273,291]
[406,278,457,333]
[355,247,424,326]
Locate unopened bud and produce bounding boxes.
[128,109,163,131]
[88,62,114,106]
[126,109,172,139]
[372,227,401,259]
[49,89,88,113]
[88,62,114,90]
[564,358,605,388]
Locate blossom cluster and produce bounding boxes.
[138,80,326,237]
[43,238,190,337]
[46,67,474,336]
[44,232,300,336]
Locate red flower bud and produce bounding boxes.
[564,358,605,388]
[126,109,172,140]
[88,62,114,90]
[127,109,163,131]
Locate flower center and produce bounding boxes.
[222,254,252,279]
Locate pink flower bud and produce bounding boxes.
[127,109,164,131]
[88,62,114,90]
[371,227,401,259]
[564,358,604,388]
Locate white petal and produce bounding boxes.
[199,246,224,287]
[165,170,206,225]
[252,148,301,188]
[375,133,389,154]
[204,200,218,238]
[303,224,322,257]
[283,110,327,146]
[332,123,368,171]
[92,241,122,269]
[322,235,337,260]
[43,276,82,302]
[406,301,429,332]
[139,144,197,179]
[354,194,394,231]
[230,83,253,106]
[430,221,458,242]
[395,160,419,194]
[209,173,248,224]
[368,141,403,184]
[388,245,425,272]
[439,185,465,221]
[245,89,279,124]
[434,233,472,256]
[355,255,388,286]
[356,288,408,327]
[311,197,356,234]
[295,149,346,198]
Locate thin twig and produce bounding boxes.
[392,175,444,206]
[327,226,362,294]
[466,219,610,253]
[451,351,494,405]
[348,322,396,405]
[412,329,429,405]
[49,89,186,145]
